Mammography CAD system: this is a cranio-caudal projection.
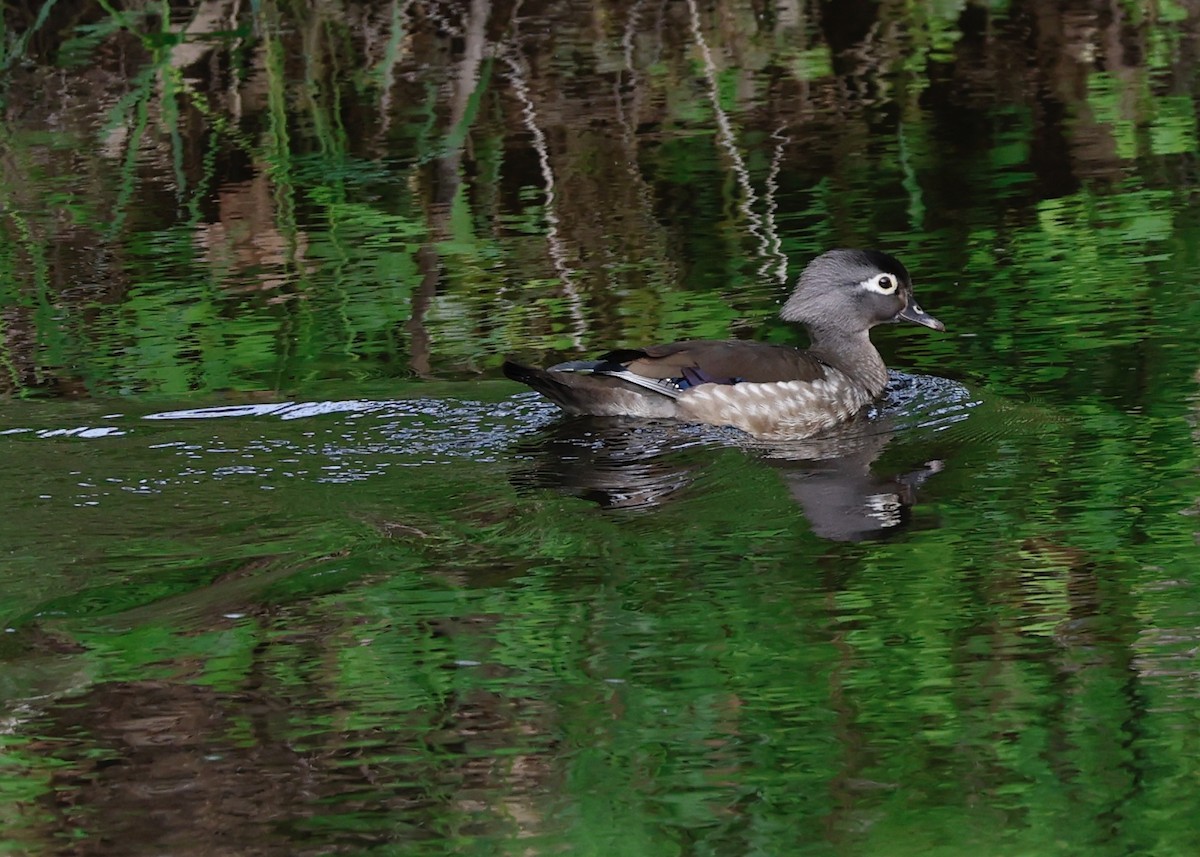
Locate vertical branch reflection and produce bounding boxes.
[409,0,492,376]
[611,0,680,302]
[374,0,416,131]
[683,0,787,287]
[764,126,790,285]
[501,39,586,349]
[260,1,303,283]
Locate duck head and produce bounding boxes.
[780,249,944,334]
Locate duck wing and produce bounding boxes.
[525,341,830,404]
[505,341,830,417]
[595,340,830,388]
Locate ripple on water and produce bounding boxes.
[2,374,977,507]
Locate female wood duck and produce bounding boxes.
[503,249,944,439]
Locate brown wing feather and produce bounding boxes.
[609,340,828,384]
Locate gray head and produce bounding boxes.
[780,249,943,334]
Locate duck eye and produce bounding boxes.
[864,274,897,294]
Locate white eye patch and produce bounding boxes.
[861,273,899,295]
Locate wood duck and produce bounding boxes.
[503,249,945,439]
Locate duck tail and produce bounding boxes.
[502,360,677,418]
[502,360,595,414]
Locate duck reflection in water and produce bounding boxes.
[754,428,943,542]
[509,406,945,543]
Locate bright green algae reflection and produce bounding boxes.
[3,1,1200,855]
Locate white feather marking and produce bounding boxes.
[599,369,684,399]
[861,273,898,295]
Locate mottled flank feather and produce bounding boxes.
[676,371,872,438]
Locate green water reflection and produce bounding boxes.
[3,1,1200,855]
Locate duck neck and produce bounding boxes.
[806,327,889,396]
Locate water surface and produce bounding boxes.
[2,1,1200,854]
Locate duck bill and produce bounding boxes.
[896,300,945,332]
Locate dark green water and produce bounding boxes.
[3,1,1200,854]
